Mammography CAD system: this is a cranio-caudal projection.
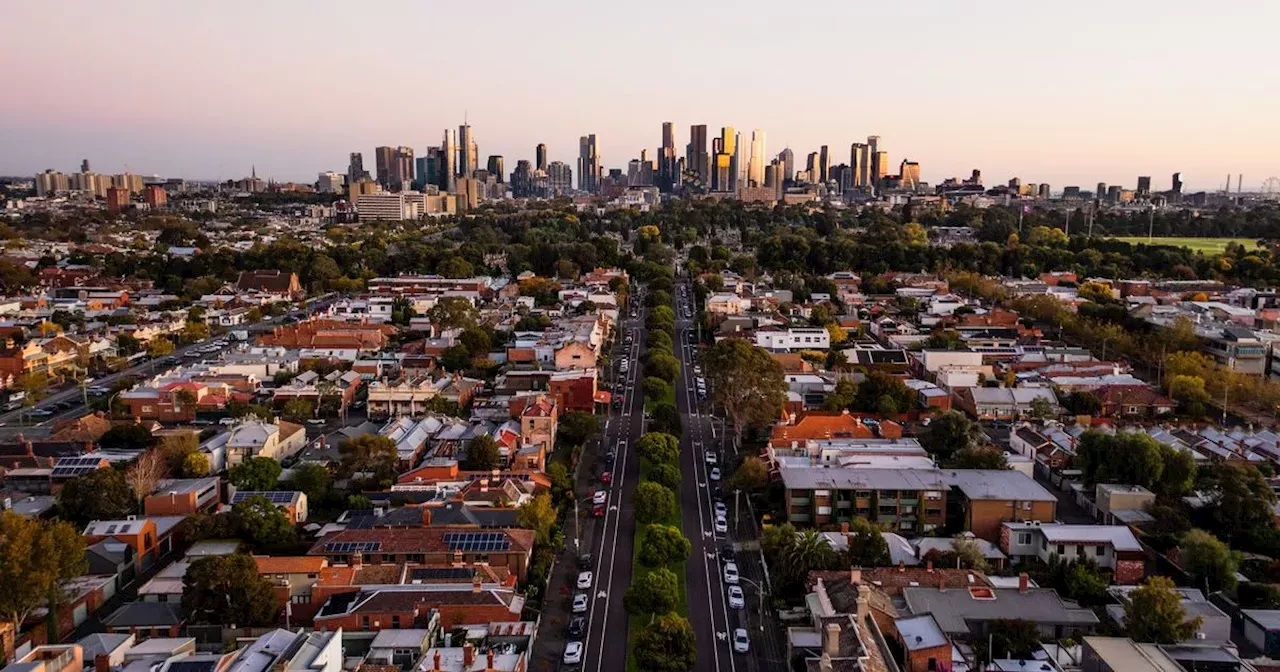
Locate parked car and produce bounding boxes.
[714,501,727,518]
[733,629,750,653]
[568,617,585,639]
[704,450,717,465]
[723,562,739,584]
[709,467,721,481]
[577,571,593,590]
[593,490,608,506]
[592,503,605,518]
[720,544,736,562]
[714,515,727,534]
[601,471,613,485]
[563,641,583,665]
[572,593,588,613]
[578,554,593,570]
[728,585,745,609]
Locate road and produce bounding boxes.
[0,295,336,438]
[673,279,786,672]
[531,290,646,672]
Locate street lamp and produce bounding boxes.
[738,576,767,633]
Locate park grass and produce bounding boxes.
[1108,236,1262,254]
[625,454,689,671]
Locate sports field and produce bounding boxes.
[1108,237,1263,254]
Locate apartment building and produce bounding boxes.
[753,327,831,352]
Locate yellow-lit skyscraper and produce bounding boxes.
[747,129,766,187]
[712,127,735,192]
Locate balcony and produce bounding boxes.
[790,497,811,506]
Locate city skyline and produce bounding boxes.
[2,1,1278,190]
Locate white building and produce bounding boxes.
[755,327,831,352]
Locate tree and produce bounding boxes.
[146,336,174,358]
[559,412,599,447]
[950,534,991,572]
[281,397,313,423]
[58,468,134,525]
[648,463,681,489]
[228,456,282,491]
[728,457,769,493]
[634,614,696,672]
[1180,528,1239,592]
[98,423,157,451]
[183,320,210,342]
[625,567,679,618]
[338,434,397,479]
[0,512,87,645]
[179,451,210,478]
[651,403,682,435]
[462,434,502,471]
[182,554,280,626]
[437,256,474,279]
[440,344,472,372]
[704,339,786,444]
[1060,390,1103,416]
[918,411,981,463]
[639,524,691,567]
[826,323,848,346]
[124,449,167,507]
[952,446,1009,470]
[425,296,478,330]
[646,353,680,383]
[547,462,573,502]
[845,517,891,568]
[231,496,296,548]
[1028,396,1056,420]
[643,376,671,403]
[158,434,199,474]
[515,493,557,546]
[1125,576,1202,644]
[635,482,676,525]
[286,463,332,501]
[1197,462,1277,545]
[637,432,680,466]
[975,619,1041,662]
[854,371,916,414]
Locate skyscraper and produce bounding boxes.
[711,127,736,193]
[440,129,457,193]
[80,159,90,173]
[659,122,678,192]
[850,143,868,187]
[577,134,600,192]
[548,161,572,194]
[688,125,709,184]
[872,151,888,187]
[459,124,478,178]
[1172,172,1183,195]
[818,145,830,184]
[899,160,920,189]
[747,129,766,187]
[487,156,504,183]
[535,144,548,172]
[1136,176,1151,197]
[348,152,366,185]
[393,147,414,190]
[1096,182,1107,200]
[778,148,794,184]
[511,160,535,198]
[1038,183,1051,199]
[374,146,395,188]
[732,130,743,192]
[805,152,819,182]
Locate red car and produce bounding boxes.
[592,503,606,517]
[601,471,613,484]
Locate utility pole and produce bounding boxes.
[1064,209,1070,238]
[1148,206,1155,242]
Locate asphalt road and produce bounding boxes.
[0,296,336,439]
[532,291,646,672]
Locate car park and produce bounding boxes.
[572,593,588,613]
[563,641,583,665]
[577,571,593,590]
[728,585,745,609]
[723,562,739,584]
[733,629,750,653]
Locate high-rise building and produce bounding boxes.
[1107,185,1122,202]
[105,187,129,214]
[732,131,744,192]
[1096,182,1107,200]
[899,160,920,189]
[347,152,367,185]
[72,170,102,196]
[577,134,600,192]
[710,127,736,193]
[1172,172,1183,195]
[459,124,477,178]
[548,161,573,194]
[144,185,167,209]
[511,160,535,198]
[317,172,345,194]
[872,151,888,185]
[414,151,438,191]
[627,158,654,187]
[1008,177,1021,190]
[659,122,678,192]
[818,145,830,184]
[778,148,794,184]
[805,152,819,183]
[536,144,548,172]
[35,169,69,196]
[394,147,414,190]
[1137,176,1151,197]
[375,146,395,188]
[440,130,458,193]
[746,129,766,187]
[487,156,504,184]
[80,159,90,173]
[1038,183,1051,199]
[688,125,709,184]
[833,164,852,194]
[850,143,869,187]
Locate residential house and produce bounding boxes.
[235,270,303,300]
[902,573,1099,641]
[224,420,307,466]
[957,387,1059,421]
[307,527,535,580]
[1000,522,1146,584]
[143,477,220,516]
[313,585,524,632]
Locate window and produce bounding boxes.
[1017,533,1032,545]
[1041,538,1048,551]
[1057,544,1065,555]
[1096,545,1105,556]
[924,508,942,517]
[878,506,896,516]
[855,490,872,499]
[1077,545,1086,557]
[362,616,370,629]
[391,616,400,628]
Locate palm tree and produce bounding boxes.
[783,530,837,583]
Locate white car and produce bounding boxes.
[577,571,593,590]
[593,490,608,506]
[563,641,583,665]
[733,628,750,653]
[709,467,721,481]
[572,593,588,613]
[723,562,739,584]
[728,585,745,609]
[714,515,727,534]
[704,450,717,465]
[714,501,728,518]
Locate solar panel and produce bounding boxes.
[410,567,473,581]
[232,491,297,504]
[443,532,510,552]
[51,465,100,478]
[323,541,382,553]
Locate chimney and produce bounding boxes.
[421,506,432,526]
[462,643,475,667]
[824,623,841,657]
[840,521,849,534]
[473,579,482,593]
[898,560,905,572]
[486,651,495,669]
[95,654,110,672]
[1018,572,1029,594]
[432,651,441,671]
[819,653,833,672]
[926,559,933,572]
[850,568,861,586]
[351,550,363,569]
[856,585,870,623]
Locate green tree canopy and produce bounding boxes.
[648,463,682,489]
[651,402,682,436]
[286,463,332,501]
[98,423,157,451]
[845,517,891,568]
[58,468,135,525]
[637,432,680,466]
[462,434,502,471]
[953,446,1009,470]
[515,493,557,546]
[339,435,398,481]
[918,411,982,463]
[182,554,280,626]
[0,512,87,641]
[634,482,677,525]
[704,339,787,440]
[1180,528,1240,592]
[1125,576,1202,644]
[974,619,1042,662]
[228,456,282,491]
[558,412,600,447]
[646,353,680,383]
[634,614,697,672]
[639,524,691,567]
[624,567,679,618]
[728,456,769,493]
[231,496,297,549]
